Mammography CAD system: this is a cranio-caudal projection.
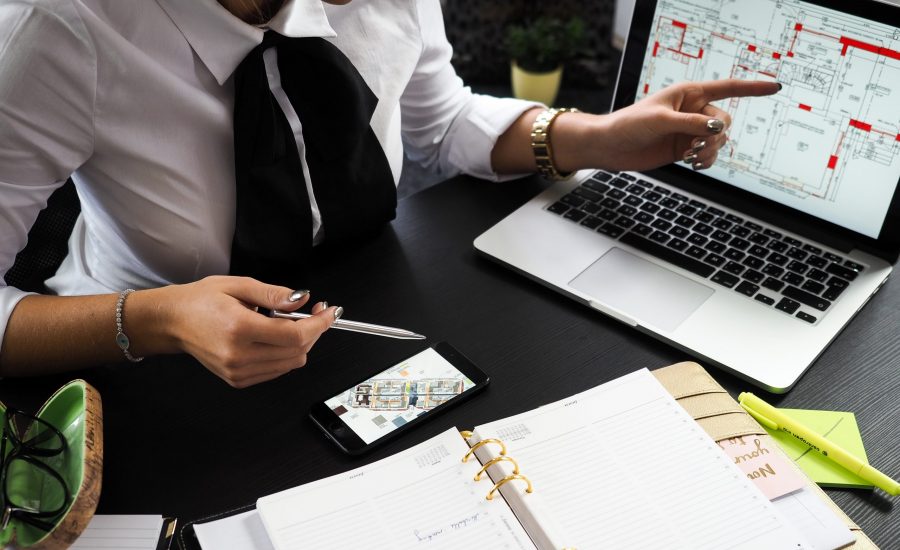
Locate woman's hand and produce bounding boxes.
[138,276,340,388]
[577,79,782,172]
[492,78,782,176]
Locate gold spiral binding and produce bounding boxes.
[486,474,533,500]
[462,438,507,463]
[459,430,473,439]
[474,455,520,481]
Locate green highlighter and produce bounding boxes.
[740,392,900,496]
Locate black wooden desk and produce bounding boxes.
[3,175,898,547]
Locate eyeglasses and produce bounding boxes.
[0,408,71,532]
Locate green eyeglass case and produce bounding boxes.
[0,380,103,549]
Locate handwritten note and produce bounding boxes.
[718,435,805,499]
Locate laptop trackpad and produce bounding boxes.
[569,247,714,332]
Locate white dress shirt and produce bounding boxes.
[0,0,538,351]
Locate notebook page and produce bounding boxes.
[257,428,536,550]
[69,515,163,549]
[472,369,811,550]
[194,510,275,550]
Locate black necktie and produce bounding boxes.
[229,32,397,287]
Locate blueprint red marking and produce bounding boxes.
[787,51,794,57]
[850,119,872,132]
[748,44,757,52]
[653,41,659,57]
[798,104,812,111]
[698,48,704,59]
[839,36,900,60]
[759,71,777,78]
[672,20,687,29]
[828,155,838,170]
[772,52,781,59]
[644,83,649,94]
[896,134,900,142]
[794,23,803,31]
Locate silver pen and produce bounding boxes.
[270,310,426,340]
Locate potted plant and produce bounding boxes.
[504,16,586,106]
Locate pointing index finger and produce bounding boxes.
[699,79,782,103]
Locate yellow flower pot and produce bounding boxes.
[511,61,563,106]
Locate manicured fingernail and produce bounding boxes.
[320,301,328,310]
[691,139,707,153]
[692,161,705,171]
[289,289,309,302]
[683,152,699,163]
[777,82,783,91]
[707,119,725,134]
[333,306,344,321]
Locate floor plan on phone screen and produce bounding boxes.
[636,0,900,238]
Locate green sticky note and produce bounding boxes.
[764,408,873,488]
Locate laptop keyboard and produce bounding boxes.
[545,171,866,324]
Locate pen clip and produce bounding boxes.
[740,402,780,431]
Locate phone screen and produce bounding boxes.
[320,345,481,446]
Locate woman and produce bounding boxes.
[0,0,779,387]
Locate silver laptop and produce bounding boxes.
[475,0,900,392]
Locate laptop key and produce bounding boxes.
[583,180,610,194]
[600,198,620,210]
[803,244,822,255]
[762,277,785,292]
[686,245,706,259]
[689,199,707,209]
[823,252,842,263]
[742,256,764,270]
[564,209,587,222]
[671,192,690,202]
[729,226,751,238]
[748,232,769,245]
[599,208,618,221]
[825,263,858,281]
[775,297,800,315]
[786,261,809,275]
[633,223,653,237]
[723,261,745,275]
[598,223,624,238]
[801,280,825,294]
[640,202,661,214]
[616,205,637,217]
[755,294,775,305]
[623,195,643,207]
[582,202,601,215]
[705,241,726,253]
[844,260,865,273]
[762,264,784,277]
[782,272,804,286]
[687,233,708,245]
[743,269,764,283]
[619,232,715,277]
[626,184,646,196]
[674,215,695,228]
[703,253,725,267]
[763,228,782,239]
[724,249,745,261]
[573,187,604,202]
[796,311,817,324]
[642,191,663,203]
[547,202,569,215]
[694,211,715,223]
[706,206,725,217]
[608,177,629,189]
[669,226,690,239]
[635,211,654,224]
[614,216,636,228]
[767,240,789,252]
[561,194,585,207]
[783,285,831,311]
[744,221,762,232]
[712,270,739,288]
[786,247,808,261]
[711,230,731,243]
[768,253,788,266]
[823,285,845,301]
[591,171,613,183]
[651,219,672,231]
[636,179,654,188]
[725,213,744,224]
[806,255,827,268]
[649,230,671,243]
[711,218,732,230]
[735,281,759,297]
[619,173,636,181]
[658,208,678,220]
[783,236,802,247]
[748,245,768,258]
[667,238,688,252]
[694,223,713,235]
[654,185,672,195]
[827,276,849,289]
[659,198,679,209]
[730,237,750,250]
[580,216,603,230]
[807,268,828,282]
[676,204,697,216]
[608,188,627,200]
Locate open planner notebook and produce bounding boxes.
[184,365,863,550]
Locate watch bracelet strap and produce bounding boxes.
[115,288,144,363]
[531,107,579,180]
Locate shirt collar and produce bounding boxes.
[155,0,337,86]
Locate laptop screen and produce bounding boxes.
[632,0,900,239]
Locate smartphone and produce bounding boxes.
[309,342,489,455]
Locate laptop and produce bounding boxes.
[475,0,900,392]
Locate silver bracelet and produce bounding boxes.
[115,289,144,363]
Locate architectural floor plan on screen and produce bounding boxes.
[324,347,476,444]
[637,0,900,238]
